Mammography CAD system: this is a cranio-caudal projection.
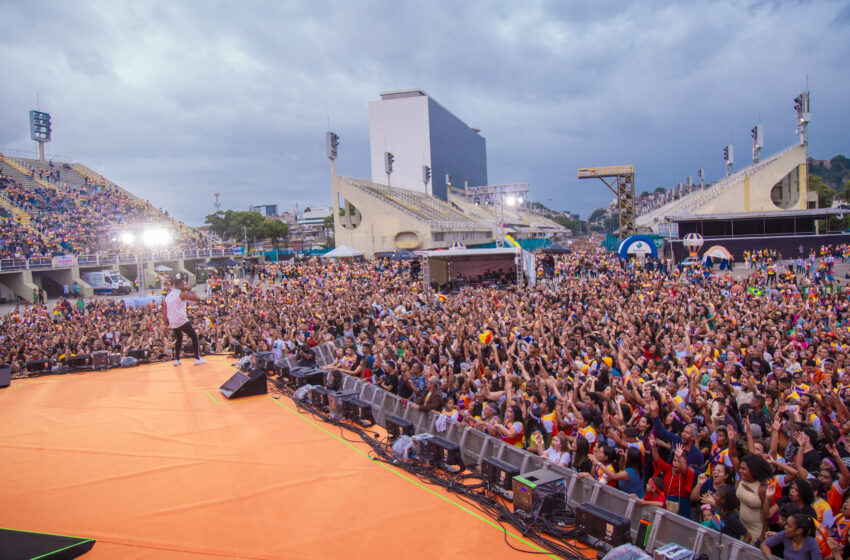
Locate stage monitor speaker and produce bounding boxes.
[481,456,521,491]
[0,364,10,388]
[26,360,50,373]
[273,358,290,377]
[512,469,567,516]
[220,368,268,399]
[254,352,275,373]
[575,502,631,550]
[291,368,324,388]
[92,351,109,371]
[128,349,150,363]
[68,354,93,372]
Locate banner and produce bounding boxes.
[52,255,76,268]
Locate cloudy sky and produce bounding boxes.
[1,0,848,226]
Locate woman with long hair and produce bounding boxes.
[760,513,823,560]
[590,445,645,497]
[572,436,592,474]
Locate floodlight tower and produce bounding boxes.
[326,131,339,174]
[214,192,221,213]
[29,110,52,161]
[422,165,431,189]
[384,152,394,187]
[794,92,810,145]
[723,145,734,177]
[698,168,705,188]
[751,124,763,164]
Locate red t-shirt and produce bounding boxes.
[653,457,695,498]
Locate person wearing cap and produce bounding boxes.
[162,274,206,366]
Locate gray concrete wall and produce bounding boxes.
[0,270,40,302]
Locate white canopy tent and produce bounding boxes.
[321,245,364,258]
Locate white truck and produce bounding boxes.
[81,271,133,295]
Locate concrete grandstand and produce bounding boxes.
[636,143,814,235]
[0,153,241,302]
[331,174,564,256]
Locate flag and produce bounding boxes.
[436,294,447,302]
[747,286,764,297]
[479,330,493,345]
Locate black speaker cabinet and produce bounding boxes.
[254,352,275,373]
[26,360,50,373]
[219,368,268,399]
[92,351,109,371]
[128,349,150,363]
[68,354,93,372]
[0,364,10,388]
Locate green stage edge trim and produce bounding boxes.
[268,396,560,559]
[205,390,222,405]
[29,538,95,560]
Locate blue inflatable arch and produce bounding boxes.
[617,235,658,260]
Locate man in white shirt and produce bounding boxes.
[162,274,206,366]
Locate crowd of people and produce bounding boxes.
[2,241,850,559]
[0,157,212,258]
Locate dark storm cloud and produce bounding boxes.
[0,0,847,225]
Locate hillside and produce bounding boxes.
[808,154,850,190]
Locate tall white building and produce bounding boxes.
[368,90,487,200]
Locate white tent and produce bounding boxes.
[322,245,364,258]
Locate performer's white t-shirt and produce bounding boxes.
[165,289,189,328]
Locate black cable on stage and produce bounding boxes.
[269,377,591,560]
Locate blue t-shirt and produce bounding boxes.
[617,468,644,497]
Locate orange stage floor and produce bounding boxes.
[0,358,584,559]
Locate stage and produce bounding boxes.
[0,358,579,559]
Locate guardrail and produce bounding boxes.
[296,338,765,560]
[0,248,248,272]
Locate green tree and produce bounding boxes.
[654,186,667,194]
[840,179,850,203]
[322,214,336,248]
[603,213,620,233]
[204,210,282,244]
[588,208,606,223]
[808,175,834,208]
[261,220,289,247]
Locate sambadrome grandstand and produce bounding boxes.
[331,175,565,256]
[636,143,814,235]
[0,153,240,302]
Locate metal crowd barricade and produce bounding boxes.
[76,255,99,266]
[0,258,27,271]
[27,257,53,269]
[325,362,767,560]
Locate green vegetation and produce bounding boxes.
[808,155,850,191]
[204,210,289,247]
[808,175,834,208]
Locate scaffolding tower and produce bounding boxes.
[577,165,635,239]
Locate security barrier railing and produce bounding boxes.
[302,338,765,560]
[0,247,246,272]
